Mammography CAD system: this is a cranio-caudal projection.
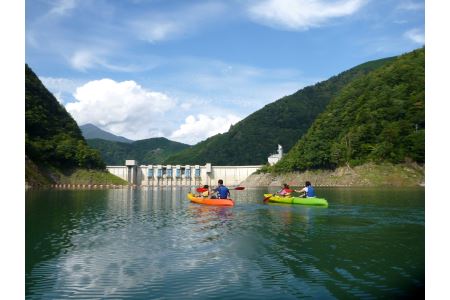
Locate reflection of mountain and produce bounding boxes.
[25,190,110,282]
[26,187,424,298]
[266,204,313,228]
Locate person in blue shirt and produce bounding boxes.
[296,181,316,198]
[211,179,230,199]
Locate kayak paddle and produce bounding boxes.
[198,186,244,192]
[263,193,272,203]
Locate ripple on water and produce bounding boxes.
[26,188,424,299]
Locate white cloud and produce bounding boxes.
[159,57,314,113]
[137,21,179,43]
[42,56,312,145]
[40,77,78,93]
[404,28,424,44]
[129,2,226,42]
[65,78,244,144]
[40,76,80,103]
[69,50,98,71]
[396,1,424,11]
[65,79,176,140]
[49,0,77,16]
[68,49,148,72]
[169,114,242,145]
[247,0,367,30]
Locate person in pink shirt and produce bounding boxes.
[277,183,292,196]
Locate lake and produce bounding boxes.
[26,187,424,299]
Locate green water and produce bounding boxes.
[26,187,424,299]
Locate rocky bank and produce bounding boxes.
[240,162,425,188]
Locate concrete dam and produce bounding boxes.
[107,160,263,187]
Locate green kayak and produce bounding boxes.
[264,194,328,207]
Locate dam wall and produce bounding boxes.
[107,161,262,187]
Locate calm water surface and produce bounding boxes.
[26,187,424,299]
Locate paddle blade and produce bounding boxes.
[263,194,272,203]
[234,186,245,190]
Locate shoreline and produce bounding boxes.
[26,162,425,189]
[241,162,425,188]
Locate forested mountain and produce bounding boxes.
[80,123,134,143]
[25,64,105,170]
[87,137,190,165]
[163,56,395,165]
[273,48,424,172]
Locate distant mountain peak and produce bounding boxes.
[80,123,134,143]
[86,137,190,165]
[81,123,99,129]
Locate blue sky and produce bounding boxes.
[25,0,424,144]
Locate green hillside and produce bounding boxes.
[273,48,424,172]
[164,56,395,165]
[26,64,105,170]
[87,137,190,165]
[25,64,126,186]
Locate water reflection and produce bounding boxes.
[187,205,234,243]
[26,187,424,299]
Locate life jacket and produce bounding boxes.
[280,188,292,196]
[306,186,316,197]
[202,190,209,197]
[217,185,229,199]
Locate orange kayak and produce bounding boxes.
[187,193,234,206]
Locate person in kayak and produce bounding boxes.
[211,179,230,199]
[295,181,316,198]
[201,185,209,198]
[276,183,292,197]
